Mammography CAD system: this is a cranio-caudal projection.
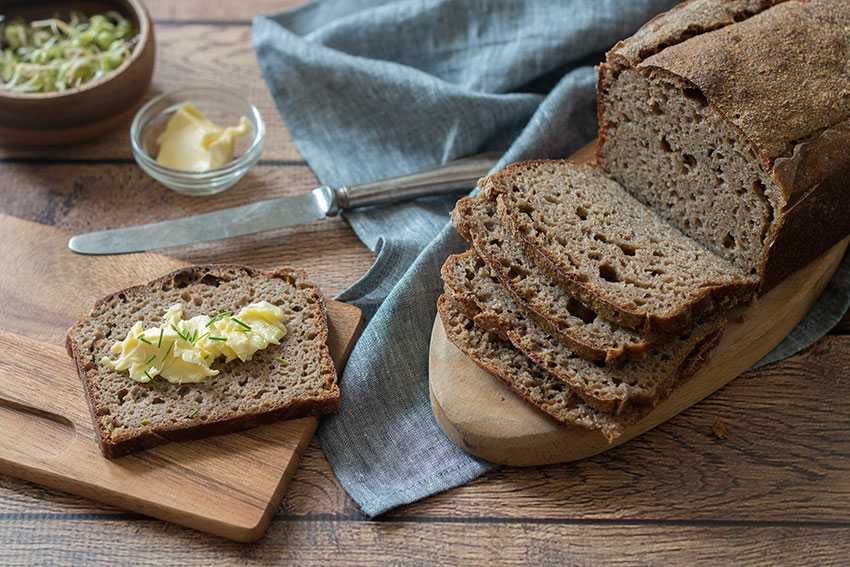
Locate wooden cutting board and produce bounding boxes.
[0,215,363,542]
[428,143,849,466]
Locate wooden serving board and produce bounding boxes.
[428,142,849,466]
[0,215,363,542]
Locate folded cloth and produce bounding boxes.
[253,0,850,517]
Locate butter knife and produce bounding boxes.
[68,154,499,255]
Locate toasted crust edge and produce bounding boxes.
[65,264,340,459]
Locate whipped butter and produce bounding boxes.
[156,102,250,172]
[100,302,287,384]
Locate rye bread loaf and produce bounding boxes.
[481,161,757,335]
[452,196,653,362]
[436,294,626,441]
[599,0,850,289]
[442,250,725,415]
[66,265,339,458]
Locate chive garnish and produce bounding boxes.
[137,335,152,345]
[170,323,188,342]
[160,341,174,365]
[142,418,151,425]
[143,369,153,380]
[274,356,289,366]
[144,354,156,366]
[231,317,252,331]
[208,336,227,341]
[157,327,164,348]
[205,311,233,327]
[189,408,200,418]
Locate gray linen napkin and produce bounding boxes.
[253,0,850,517]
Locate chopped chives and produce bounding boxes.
[205,311,233,327]
[274,356,289,366]
[189,408,200,418]
[170,323,188,342]
[208,336,227,341]
[157,327,164,348]
[142,418,151,425]
[231,317,252,331]
[160,341,174,365]
[143,369,153,380]
[137,335,152,345]
[144,354,156,366]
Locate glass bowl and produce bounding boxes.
[130,88,265,196]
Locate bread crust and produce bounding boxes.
[65,264,339,459]
[599,0,850,289]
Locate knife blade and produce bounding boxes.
[68,187,336,255]
[68,153,499,255]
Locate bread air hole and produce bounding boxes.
[682,87,707,107]
[598,263,620,283]
[617,243,637,256]
[575,206,588,220]
[566,297,597,324]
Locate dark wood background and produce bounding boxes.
[2,1,849,563]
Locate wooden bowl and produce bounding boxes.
[0,0,155,146]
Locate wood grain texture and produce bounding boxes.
[0,217,363,541]
[145,0,303,22]
[1,518,848,565]
[0,163,374,296]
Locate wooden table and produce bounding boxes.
[2,2,849,563]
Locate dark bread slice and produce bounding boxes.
[599,0,850,289]
[442,250,725,415]
[66,264,339,458]
[436,294,626,441]
[452,195,653,362]
[482,161,758,335]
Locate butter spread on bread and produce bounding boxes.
[100,301,287,384]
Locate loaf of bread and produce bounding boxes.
[438,0,849,439]
[66,265,339,458]
[598,0,850,289]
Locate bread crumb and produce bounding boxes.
[712,418,730,440]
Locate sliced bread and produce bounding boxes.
[598,0,850,289]
[442,251,725,415]
[437,294,626,441]
[452,195,652,362]
[482,160,758,334]
[66,264,339,458]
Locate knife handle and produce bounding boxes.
[333,153,500,211]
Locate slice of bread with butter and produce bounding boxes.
[66,264,339,458]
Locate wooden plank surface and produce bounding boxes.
[1,0,849,563]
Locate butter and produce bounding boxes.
[100,302,287,384]
[156,102,250,172]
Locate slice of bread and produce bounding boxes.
[66,265,339,458]
[482,160,758,334]
[437,294,626,441]
[442,251,725,415]
[452,195,653,362]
